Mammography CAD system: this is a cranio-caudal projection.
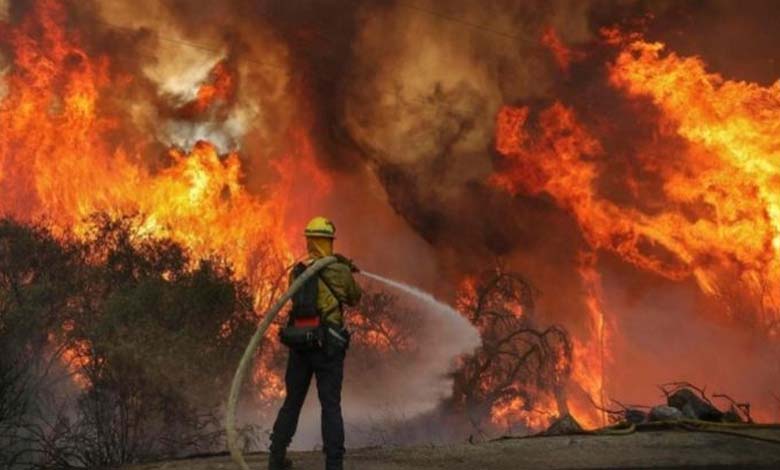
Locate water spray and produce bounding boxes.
[226,260,480,470]
[360,271,480,343]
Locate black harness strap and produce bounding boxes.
[289,262,319,322]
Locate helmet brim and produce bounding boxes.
[304,231,336,239]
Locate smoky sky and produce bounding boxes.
[26,0,775,273]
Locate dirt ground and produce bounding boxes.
[129,428,780,470]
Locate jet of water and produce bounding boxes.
[348,271,481,417]
[360,271,481,347]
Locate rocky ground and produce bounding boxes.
[128,427,780,470]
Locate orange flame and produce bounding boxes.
[0,0,316,279]
[0,0,332,399]
[490,394,558,431]
[493,29,780,425]
[607,32,780,311]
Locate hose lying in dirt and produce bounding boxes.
[225,255,338,470]
[656,419,780,446]
[592,420,780,445]
[628,419,780,444]
[591,419,780,445]
[600,419,780,445]
[497,419,780,445]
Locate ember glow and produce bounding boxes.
[2,0,779,440]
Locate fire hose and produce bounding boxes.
[605,419,780,445]
[225,255,338,470]
[500,419,780,446]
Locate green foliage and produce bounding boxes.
[0,215,259,468]
[0,220,77,434]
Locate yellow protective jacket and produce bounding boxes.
[315,260,362,325]
[291,242,362,326]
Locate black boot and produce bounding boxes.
[268,453,292,470]
[325,457,342,470]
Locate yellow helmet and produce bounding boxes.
[304,216,336,238]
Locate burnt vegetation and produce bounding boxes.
[452,270,572,434]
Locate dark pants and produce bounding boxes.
[270,347,345,468]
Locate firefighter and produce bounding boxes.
[269,216,362,470]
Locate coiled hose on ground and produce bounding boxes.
[225,255,338,470]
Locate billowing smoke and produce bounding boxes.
[76,0,602,271]
[3,0,780,447]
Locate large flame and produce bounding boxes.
[496,31,780,329]
[0,0,317,281]
[608,32,780,310]
[493,29,780,425]
[0,0,331,401]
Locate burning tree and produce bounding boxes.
[334,270,573,441]
[452,269,572,434]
